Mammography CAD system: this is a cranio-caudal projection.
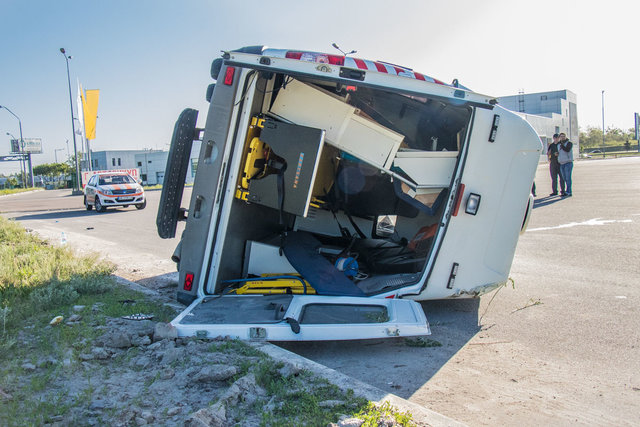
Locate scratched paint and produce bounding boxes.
[527,218,633,232]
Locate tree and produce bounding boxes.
[33,162,72,187]
[579,126,635,150]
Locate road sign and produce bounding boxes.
[10,138,42,154]
[10,139,19,153]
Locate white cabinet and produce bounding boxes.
[271,80,403,169]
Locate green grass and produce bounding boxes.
[0,188,41,196]
[253,359,369,427]
[0,217,414,426]
[142,184,163,190]
[354,401,415,426]
[0,217,175,425]
[0,216,114,325]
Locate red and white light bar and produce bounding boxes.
[266,48,449,87]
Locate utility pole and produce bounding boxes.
[1,105,29,187]
[60,48,82,194]
[601,90,606,159]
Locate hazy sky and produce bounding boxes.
[1,0,637,175]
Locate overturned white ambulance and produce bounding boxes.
[157,46,541,341]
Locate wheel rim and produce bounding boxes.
[95,198,102,210]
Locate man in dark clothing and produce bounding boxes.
[558,133,574,197]
[547,133,565,196]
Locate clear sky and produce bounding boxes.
[1,0,637,175]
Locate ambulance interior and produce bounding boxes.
[211,71,472,298]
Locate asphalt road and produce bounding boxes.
[2,158,639,425]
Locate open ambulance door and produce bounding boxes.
[171,294,429,341]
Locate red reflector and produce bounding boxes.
[285,51,303,60]
[184,273,194,291]
[224,67,235,85]
[345,85,357,92]
[452,184,465,217]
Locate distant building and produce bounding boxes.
[497,90,579,160]
[89,143,201,185]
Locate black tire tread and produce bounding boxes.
[156,108,198,238]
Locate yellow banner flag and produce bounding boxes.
[82,89,100,140]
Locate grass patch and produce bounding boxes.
[212,339,264,357]
[404,337,442,348]
[142,184,163,190]
[354,401,415,426]
[252,358,369,426]
[0,217,413,426]
[0,217,175,425]
[0,188,40,197]
[0,217,115,324]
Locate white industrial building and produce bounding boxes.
[89,142,200,185]
[497,90,579,160]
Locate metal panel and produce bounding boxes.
[171,295,430,341]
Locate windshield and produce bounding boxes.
[98,175,135,185]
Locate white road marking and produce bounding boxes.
[527,218,633,232]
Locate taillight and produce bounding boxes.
[224,67,235,85]
[184,272,194,291]
[285,51,344,66]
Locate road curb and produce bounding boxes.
[112,274,465,426]
[252,341,466,427]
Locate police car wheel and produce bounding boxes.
[95,197,105,212]
[84,196,93,211]
[135,200,147,210]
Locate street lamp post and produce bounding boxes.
[60,48,82,194]
[601,90,606,159]
[54,148,65,163]
[1,106,28,188]
[5,131,26,187]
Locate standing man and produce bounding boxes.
[558,132,573,197]
[547,134,564,196]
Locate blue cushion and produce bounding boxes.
[283,232,366,297]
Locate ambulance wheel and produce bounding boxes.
[84,196,92,211]
[157,108,198,239]
[95,197,105,212]
[135,200,146,210]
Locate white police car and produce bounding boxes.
[84,172,146,212]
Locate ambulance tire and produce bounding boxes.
[84,196,92,211]
[95,197,105,213]
[157,108,198,239]
[135,200,146,210]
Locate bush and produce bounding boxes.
[29,281,79,310]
